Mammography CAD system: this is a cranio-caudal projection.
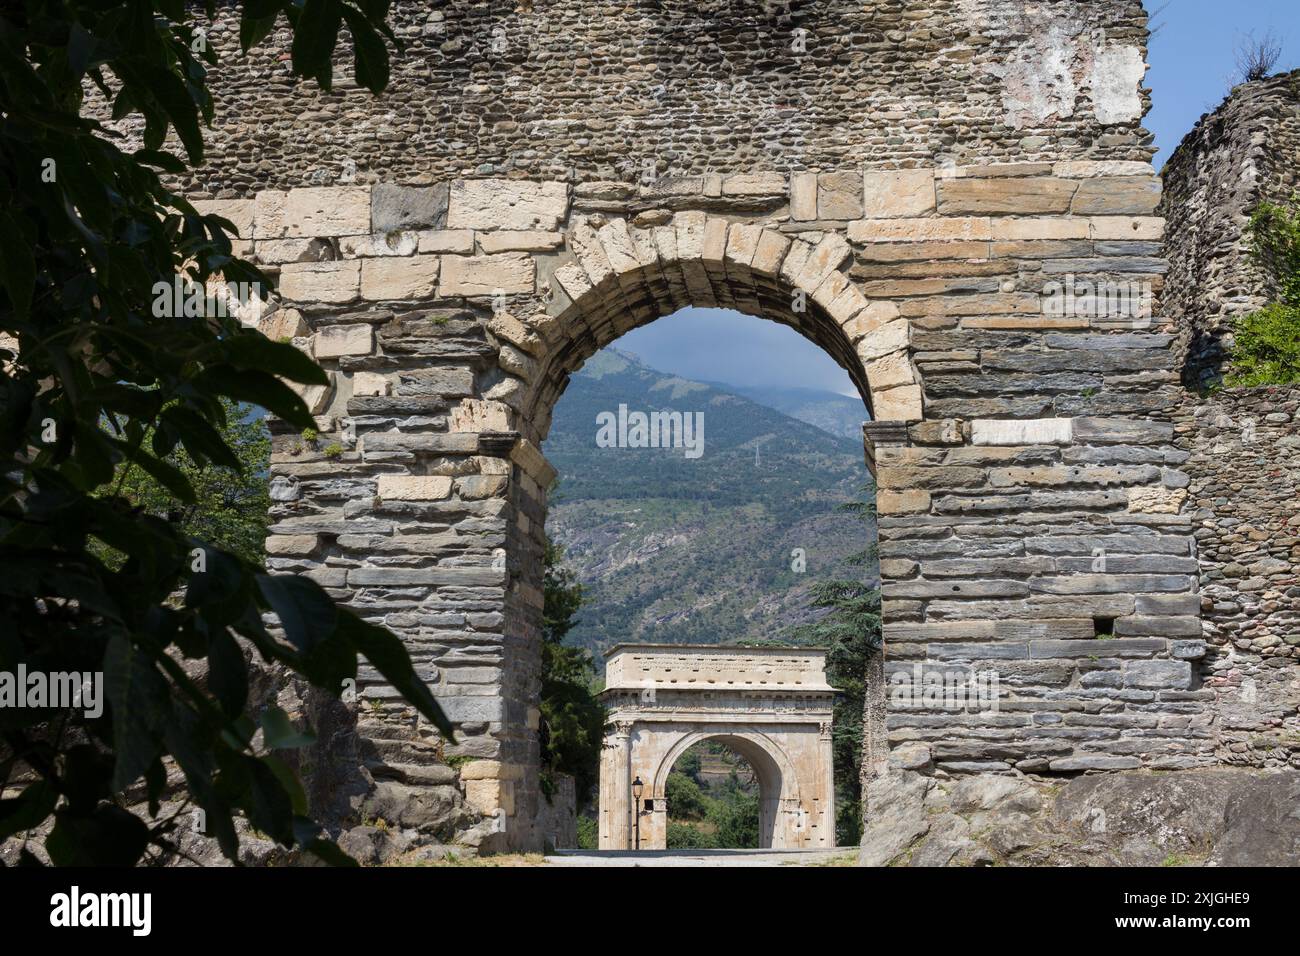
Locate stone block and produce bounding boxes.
[720,172,785,195]
[282,186,371,237]
[876,489,931,514]
[1071,177,1162,215]
[371,183,449,231]
[279,261,361,304]
[446,179,568,231]
[1124,660,1192,690]
[258,308,308,341]
[376,475,454,500]
[439,253,535,296]
[478,230,564,253]
[450,398,512,432]
[790,172,818,220]
[970,418,1073,446]
[817,170,863,219]
[861,169,936,218]
[360,255,440,299]
[849,217,992,243]
[936,177,1077,215]
[872,384,923,422]
[352,372,390,397]
[313,323,374,358]
[856,318,909,362]
[416,230,476,254]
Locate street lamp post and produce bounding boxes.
[631,776,644,850]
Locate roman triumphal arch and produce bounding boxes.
[597,645,836,851]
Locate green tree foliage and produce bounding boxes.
[788,487,882,846]
[98,399,270,566]
[0,2,449,865]
[539,538,605,806]
[664,770,708,820]
[1227,200,1300,387]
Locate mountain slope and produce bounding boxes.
[723,383,869,442]
[545,350,878,654]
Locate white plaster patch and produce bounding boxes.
[1089,45,1146,125]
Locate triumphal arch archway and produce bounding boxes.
[597,645,836,851]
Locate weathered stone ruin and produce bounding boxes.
[53,3,1297,863]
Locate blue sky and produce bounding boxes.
[614,1,1297,399]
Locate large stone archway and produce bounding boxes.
[147,2,1223,853]
[227,158,1198,852]
[597,645,836,850]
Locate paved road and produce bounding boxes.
[544,848,854,867]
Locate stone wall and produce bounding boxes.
[1159,72,1300,771]
[1158,70,1300,386]
[101,0,1154,197]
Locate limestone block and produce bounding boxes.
[258,308,308,341]
[652,225,680,265]
[552,262,594,303]
[450,398,512,433]
[193,199,253,252]
[817,170,863,220]
[279,260,361,304]
[936,177,1077,215]
[849,217,992,243]
[313,323,374,359]
[371,183,449,231]
[254,238,331,264]
[282,186,371,237]
[876,489,931,514]
[377,475,453,500]
[1054,161,1154,178]
[990,218,1090,241]
[866,351,916,390]
[792,234,852,291]
[339,231,418,258]
[856,318,909,362]
[701,218,729,264]
[872,384,923,422]
[750,229,791,278]
[673,211,708,260]
[842,300,900,341]
[352,372,389,396]
[360,255,440,299]
[790,172,818,221]
[1090,217,1164,241]
[971,418,1073,445]
[253,190,288,239]
[724,222,763,269]
[862,169,936,218]
[1128,486,1188,514]
[720,172,785,196]
[487,311,545,355]
[438,253,534,296]
[289,378,333,414]
[597,219,643,275]
[416,230,475,254]
[478,230,564,253]
[824,280,870,325]
[446,179,568,231]
[569,219,615,287]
